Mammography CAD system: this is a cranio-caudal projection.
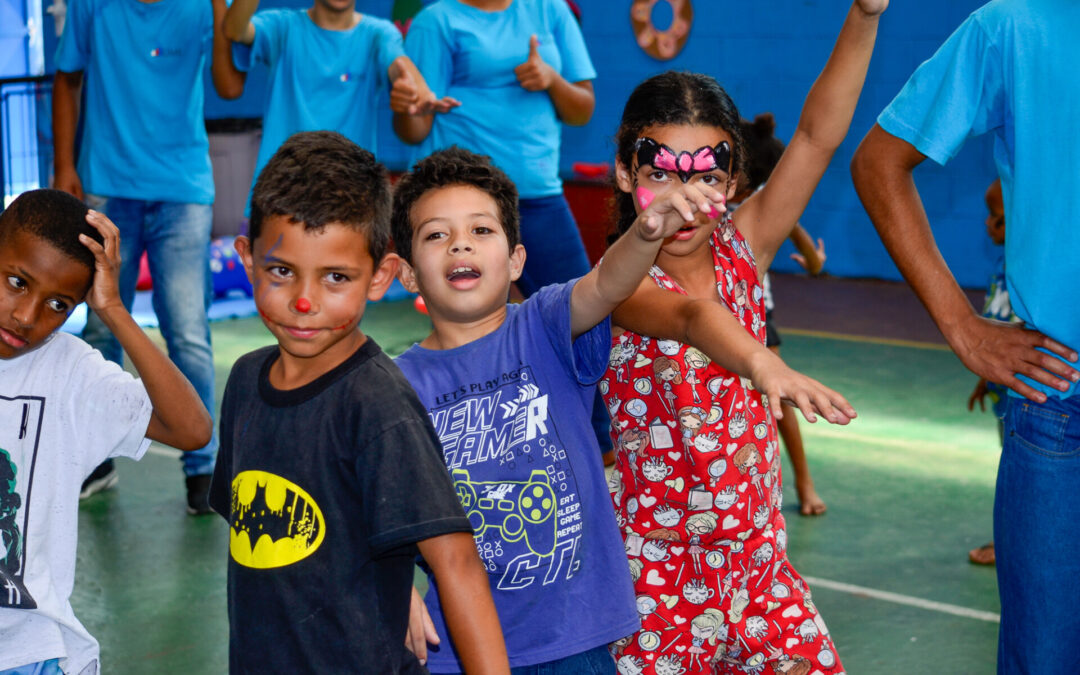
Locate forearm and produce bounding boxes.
[223,0,257,43]
[212,0,246,99]
[393,113,434,144]
[93,304,212,449]
[789,224,823,275]
[546,77,594,126]
[794,2,881,151]
[570,224,660,337]
[422,533,509,674]
[52,71,81,175]
[851,126,977,344]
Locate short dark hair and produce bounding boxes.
[0,189,103,278]
[391,147,519,263]
[250,131,391,261]
[739,113,785,194]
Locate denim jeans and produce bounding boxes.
[994,394,1080,673]
[83,197,217,476]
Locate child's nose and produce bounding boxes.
[11,297,37,328]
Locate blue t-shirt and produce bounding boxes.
[879,0,1080,399]
[233,9,404,191]
[54,0,214,204]
[394,281,638,671]
[405,0,596,199]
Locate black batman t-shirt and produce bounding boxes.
[209,339,471,673]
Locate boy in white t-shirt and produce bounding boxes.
[0,189,212,675]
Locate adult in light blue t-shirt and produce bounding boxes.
[53,0,218,512]
[218,0,451,203]
[401,0,598,298]
[851,1,1080,670]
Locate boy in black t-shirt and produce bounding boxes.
[209,131,508,674]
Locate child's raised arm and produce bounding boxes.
[80,211,213,450]
[222,0,258,44]
[614,286,855,424]
[417,532,509,675]
[737,0,886,272]
[570,182,726,338]
[211,0,246,100]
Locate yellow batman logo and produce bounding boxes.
[229,471,325,569]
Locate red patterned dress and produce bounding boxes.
[602,217,843,675]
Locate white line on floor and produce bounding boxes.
[803,575,1000,623]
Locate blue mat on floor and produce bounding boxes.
[60,278,414,335]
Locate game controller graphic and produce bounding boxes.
[452,469,558,556]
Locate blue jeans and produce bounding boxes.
[518,195,612,453]
[83,197,217,476]
[994,395,1080,673]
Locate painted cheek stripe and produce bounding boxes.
[637,187,655,210]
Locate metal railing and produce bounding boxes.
[1,75,53,207]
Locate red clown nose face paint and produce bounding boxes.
[295,297,311,313]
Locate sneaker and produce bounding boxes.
[186,474,213,516]
[79,459,118,499]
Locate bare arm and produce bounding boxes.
[211,0,246,99]
[739,0,884,270]
[788,223,825,275]
[614,285,854,423]
[52,70,84,200]
[223,0,257,44]
[514,35,594,126]
[82,212,213,450]
[390,55,460,145]
[851,123,1079,401]
[570,183,726,338]
[417,533,509,675]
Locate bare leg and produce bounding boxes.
[770,345,827,516]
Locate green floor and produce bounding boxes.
[73,302,1002,673]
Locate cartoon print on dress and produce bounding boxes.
[426,365,586,589]
[0,396,43,610]
[687,608,727,671]
[682,348,709,404]
[603,223,844,673]
[653,356,682,418]
[619,428,650,473]
[677,406,707,457]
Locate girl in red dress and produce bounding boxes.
[602,2,888,672]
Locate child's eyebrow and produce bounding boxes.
[418,212,499,228]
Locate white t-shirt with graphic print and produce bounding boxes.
[0,332,152,674]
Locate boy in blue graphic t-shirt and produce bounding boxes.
[391,147,727,672]
[53,0,219,513]
[218,0,456,202]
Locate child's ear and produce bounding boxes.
[367,253,401,302]
[397,257,420,294]
[508,244,527,282]
[234,236,256,284]
[615,159,634,194]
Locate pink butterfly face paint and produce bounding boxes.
[635,137,732,184]
[636,186,656,210]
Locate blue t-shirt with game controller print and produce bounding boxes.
[395,280,638,671]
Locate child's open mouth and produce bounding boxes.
[672,225,698,241]
[447,265,481,287]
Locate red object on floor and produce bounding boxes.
[414,295,428,315]
[135,252,152,290]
